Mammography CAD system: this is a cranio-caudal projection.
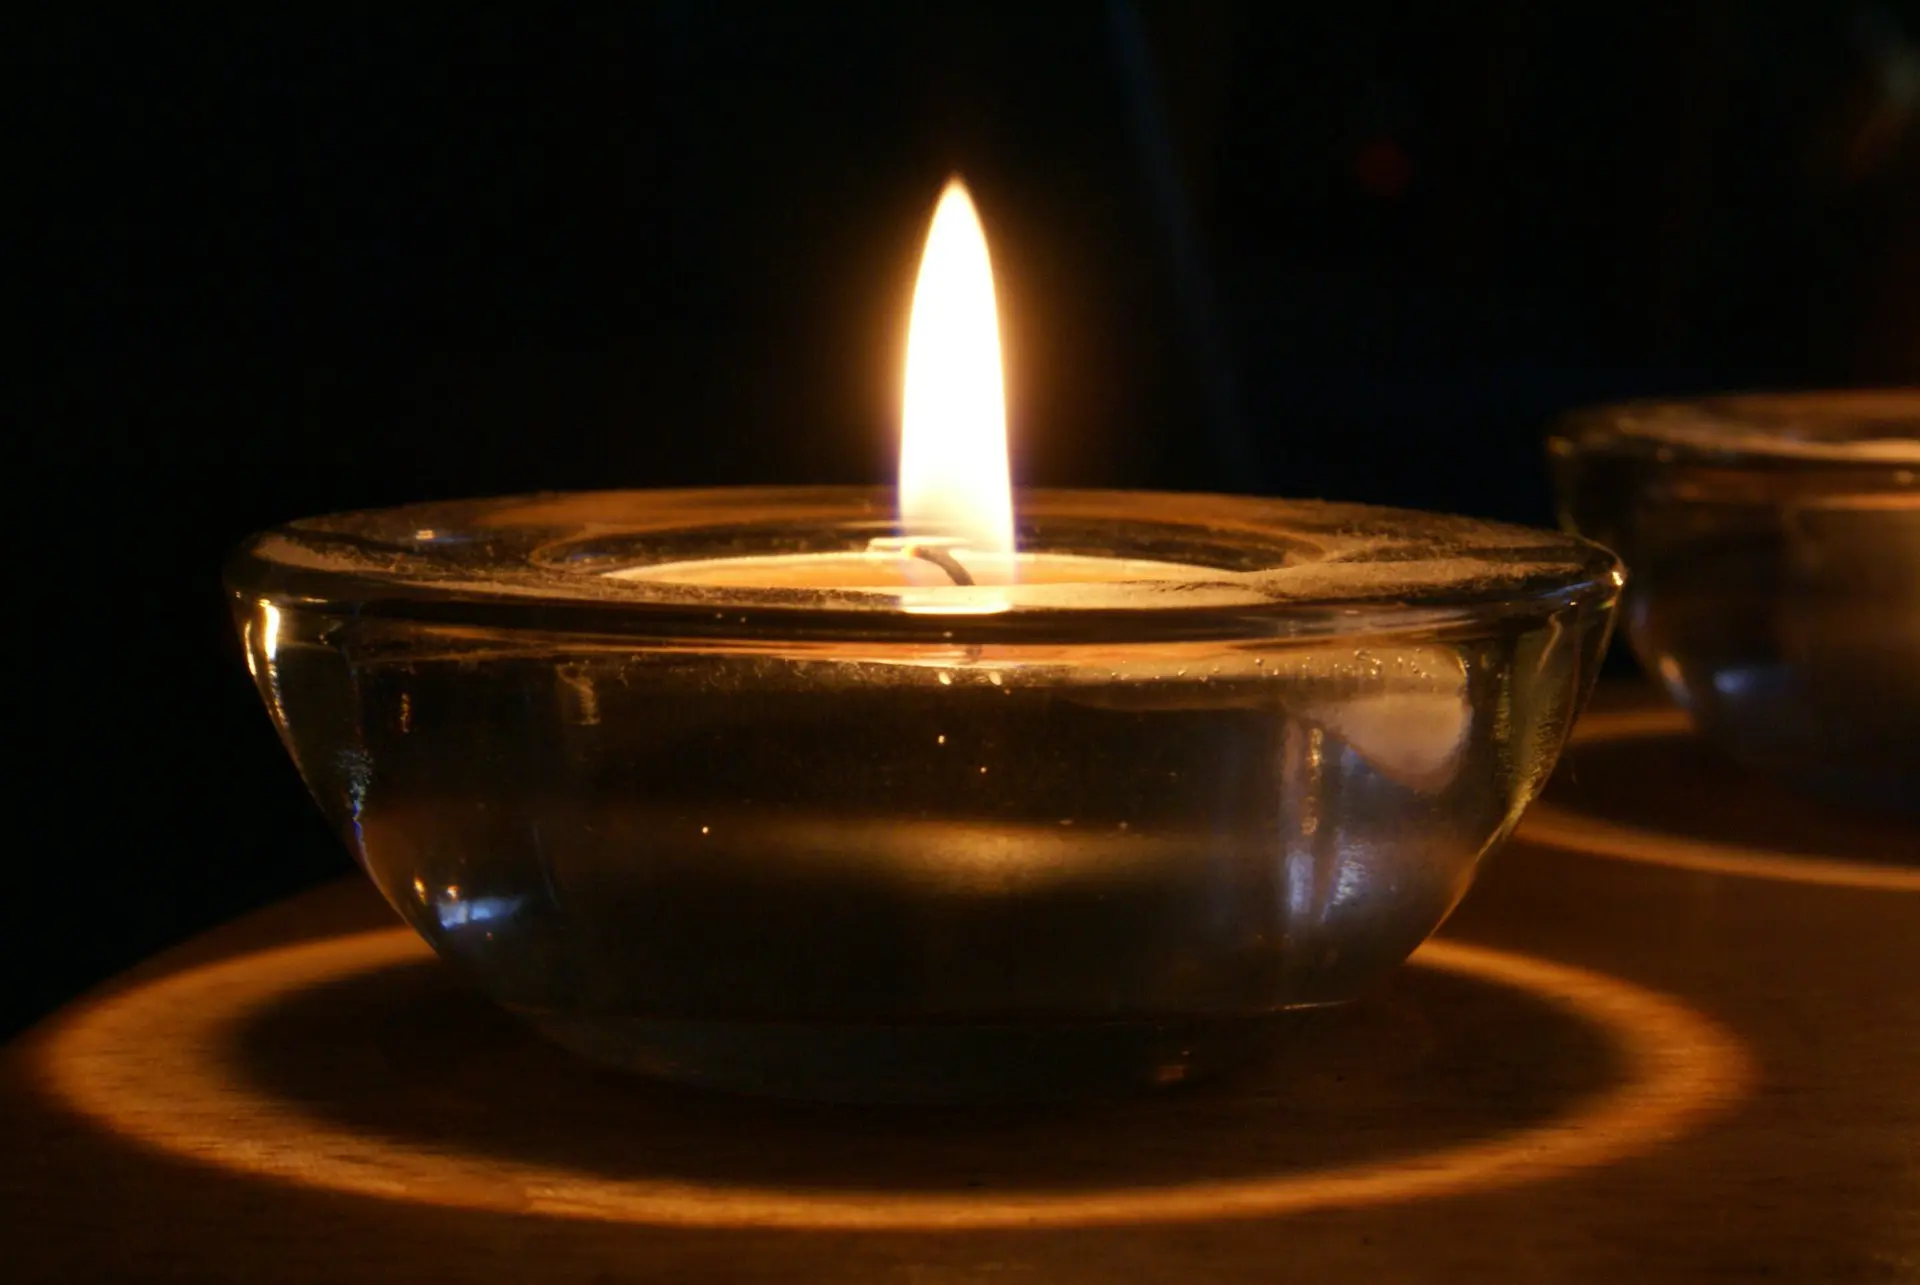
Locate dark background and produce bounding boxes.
[13,3,1920,1036]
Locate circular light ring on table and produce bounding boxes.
[1519,706,1920,894]
[37,927,1749,1231]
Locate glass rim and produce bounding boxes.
[1553,390,1920,469]
[227,487,1622,646]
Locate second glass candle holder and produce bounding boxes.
[1551,392,1920,810]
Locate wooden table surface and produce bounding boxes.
[5,688,1917,1283]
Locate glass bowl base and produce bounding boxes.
[1675,662,1920,813]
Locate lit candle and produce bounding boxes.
[622,180,1216,612]
[230,178,1622,1101]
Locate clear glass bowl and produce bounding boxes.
[1551,392,1920,810]
[228,488,1620,1100]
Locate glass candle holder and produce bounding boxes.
[229,488,1620,1101]
[1551,392,1920,810]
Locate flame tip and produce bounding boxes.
[933,178,978,218]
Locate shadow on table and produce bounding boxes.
[222,953,1620,1196]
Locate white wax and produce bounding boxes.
[608,549,1271,614]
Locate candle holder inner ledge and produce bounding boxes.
[230,487,1621,1102]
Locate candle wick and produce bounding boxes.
[907,543,976,586]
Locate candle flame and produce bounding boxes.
[900,179,1015,562]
